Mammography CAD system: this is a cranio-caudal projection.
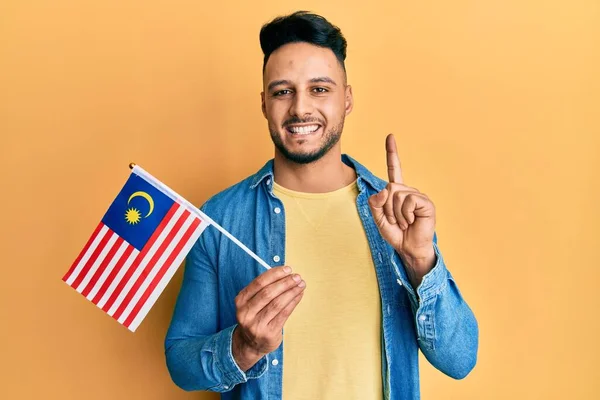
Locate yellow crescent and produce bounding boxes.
[128,191,154,218]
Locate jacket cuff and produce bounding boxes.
[213,325,268,390]
[416,241,449,301]
[391,241,449,305]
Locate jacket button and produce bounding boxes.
[271,359,279,366]
[273,255,280,262]
[274,207,281,214]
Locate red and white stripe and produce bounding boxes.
[63,201,208,331]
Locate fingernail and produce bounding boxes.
[387,216,396,224]
[284,266,292,273]
[298,280,306,288]
[292,274,301,282]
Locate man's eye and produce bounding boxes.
[313,87,328,93]
[274,89,292,96]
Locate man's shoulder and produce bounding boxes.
[200,176,253,212]
[342,154,388,192]
[199,160,272,215]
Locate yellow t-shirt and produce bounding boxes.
[273,180,383,400]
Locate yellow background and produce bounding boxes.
[1,0,598,399]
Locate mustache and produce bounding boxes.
[282,117,324,128]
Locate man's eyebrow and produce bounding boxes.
[267,80,291,92]
[267,77,338,92]
[310,76,337,86]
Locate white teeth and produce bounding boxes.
[288,125,319,135]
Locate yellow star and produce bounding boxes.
[125,208,141,225]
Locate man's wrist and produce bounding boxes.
[232,326,265,372]
[398,245,436,289]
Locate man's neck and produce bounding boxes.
[273,149,357,193]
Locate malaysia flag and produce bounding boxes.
[63,166,209,332]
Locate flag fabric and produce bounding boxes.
[63,166,209,332]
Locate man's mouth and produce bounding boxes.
[285,124,322,136]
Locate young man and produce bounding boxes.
[165,11,478,400]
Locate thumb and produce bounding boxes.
[369,189,401,247]
[368,188,389,214]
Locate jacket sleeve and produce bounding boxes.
[391,232,479,379]
[164,213,267,392]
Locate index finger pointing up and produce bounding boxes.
[386,133,404,184]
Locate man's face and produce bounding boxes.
[262,42,353,164]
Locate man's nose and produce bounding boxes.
[289,91,314,118]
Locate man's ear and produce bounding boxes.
[261,92,267,119]
[345,85,354,116]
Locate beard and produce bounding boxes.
[269,117,345,165]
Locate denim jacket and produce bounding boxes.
[164,154,478,400]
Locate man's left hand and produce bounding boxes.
[368,134,437,288]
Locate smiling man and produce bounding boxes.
[164,11,478,400]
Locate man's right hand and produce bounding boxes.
[232,265,306,371]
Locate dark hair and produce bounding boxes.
[259,11,347,73]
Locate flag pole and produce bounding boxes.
[128,162,272,270]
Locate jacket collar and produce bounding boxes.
[249,154,383,192]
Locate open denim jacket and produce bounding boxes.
[165,154,478,399]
